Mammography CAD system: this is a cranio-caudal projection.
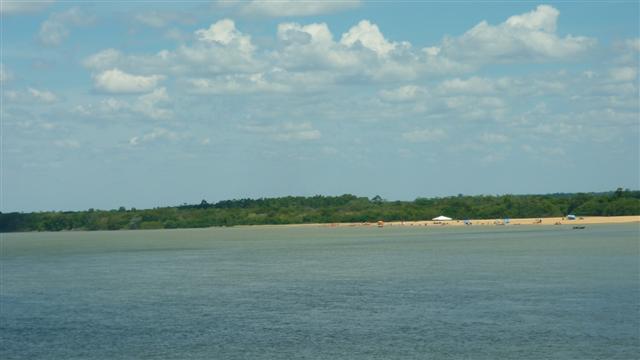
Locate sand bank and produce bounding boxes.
[270,215,640,228]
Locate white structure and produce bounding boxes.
[432,215,452,221]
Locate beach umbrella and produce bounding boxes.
[432,215,452,221]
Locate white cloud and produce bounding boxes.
[505,4,559,32]
[402,129,446,142]
[522,144,566,157]
[83,49,123,69]
[27,88,57,103]
[237,0,360,17]
[38,7,95,46]
[610,38,640,66]
[340,20,398,56]
[134,87,171,120]
[195,19,254,54]
[129,128,185,146]
[609,67,638,82]
[437,5,595,64]
[278,22,334,45]
[241,121,321,141]
[379,85,426,102]
[93,68,165,94]
[273,20,417,82]
[188,72,289,94]
[275,122,321,141]
[0,63,11,83]
[80,5,596,98]
[275,22,359,70]
[613,37,640,58]
[1,0,54,14]
[4,87,58,104]
[533,121,583,136]
[624,38,640,52]
[71,88,171,120]
[438,77,495,95]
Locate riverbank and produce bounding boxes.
[274,215,640,228]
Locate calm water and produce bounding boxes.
[1,224,639,359]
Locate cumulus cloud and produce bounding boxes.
[275,22,358,70]
[274,20,418,82]
[81,5,596,97]
[505,4,559,32]
[38,7,95,46]
[195,19,254,54]
[1,0,54,14]
[340,20,399,57]
[435,5,595,64]
[237,0,360,17]
[402,129,446,142]
[142,19,262,75]
[278,22,334,45]
[93,68,166,94]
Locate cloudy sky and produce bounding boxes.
[2,1,639,212]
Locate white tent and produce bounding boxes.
[432,215,452,221]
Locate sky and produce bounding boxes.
[1,0,639,212]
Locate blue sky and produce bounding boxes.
[2,1,639,212]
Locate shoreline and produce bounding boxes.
[3,216,638,234]
[273,215,640,229]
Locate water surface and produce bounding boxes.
[2,224,639,359]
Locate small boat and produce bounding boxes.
[573,226,586,230]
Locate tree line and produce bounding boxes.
[1,189,638,232]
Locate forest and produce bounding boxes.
[1,189,638,232]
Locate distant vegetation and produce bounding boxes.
[1,189,639,232]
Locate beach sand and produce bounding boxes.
[270,215,640,228]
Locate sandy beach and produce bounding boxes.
[274,215,640,228]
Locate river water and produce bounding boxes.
[1,224,639,359]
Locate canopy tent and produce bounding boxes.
[432,215,452,221]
